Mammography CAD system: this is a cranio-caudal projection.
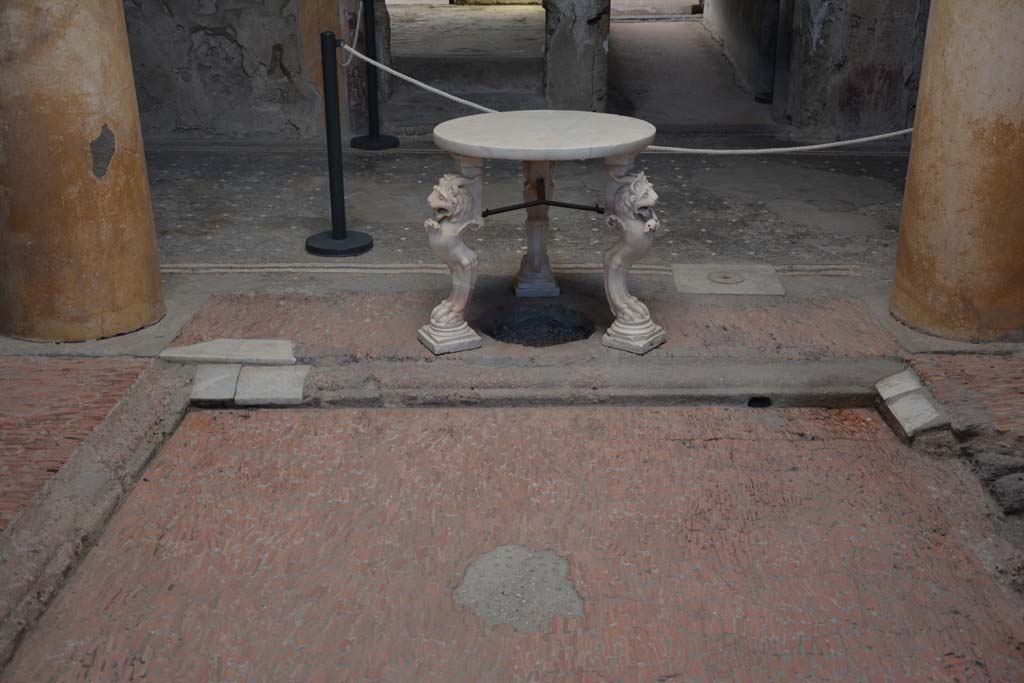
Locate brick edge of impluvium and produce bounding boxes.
[0,362,193,672]
[875,368,952,444]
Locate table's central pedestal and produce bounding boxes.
[417,110,666,356]
[514,160,560,299]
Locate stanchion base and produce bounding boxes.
[351,134,400,151]
[305,230,374,257]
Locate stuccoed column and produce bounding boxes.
[544,0,610,111]
[0,0,165,341]
[890,0,1024,341]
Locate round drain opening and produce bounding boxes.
[708,271,746,285]
[480,303,595,348]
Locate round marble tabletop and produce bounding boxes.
[433,110,657,161]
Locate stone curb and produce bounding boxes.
[305,358,905,409]
[875,367,952,443]
[0,362,194,671]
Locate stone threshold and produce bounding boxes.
[303,357,904,409]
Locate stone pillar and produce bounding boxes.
[340,0,394,137]
[544,0,609,111]
[0,0,164,341]
[890,0,1024,341]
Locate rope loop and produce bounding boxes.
[339,42,912,154]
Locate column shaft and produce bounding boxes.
[0,0,164,341]
[890,0,1024,340]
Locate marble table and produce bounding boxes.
[418,110,666,355]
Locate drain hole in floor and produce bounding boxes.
[480,303,595,348]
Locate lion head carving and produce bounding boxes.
[608,172,659,234]
[425,174,476,232]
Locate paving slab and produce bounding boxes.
[159,338,295,366]
[234,365,310,406]
[883,390,949,440]
[190,364,241,403]
[672,263,785,295]
[6,407,1023,681]
[875,367,923,401]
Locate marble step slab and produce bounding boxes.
[160,339,295,366]
[190,364,242,403]
[235,366,310,406]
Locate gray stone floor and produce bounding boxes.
[146,145,908,274]
[0,144,934,362]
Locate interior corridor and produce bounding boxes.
[383,3,546,135]
[608,17,776,132]
[381,4,776,136]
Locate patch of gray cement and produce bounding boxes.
[90,124,115,178]
[454,545,583,633]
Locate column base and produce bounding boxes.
[514,278,561,298]
[601,320,666,355]
[350,134,400,151]
[515,250,560,298]
[305,230,374,257]
[417,322,483,355]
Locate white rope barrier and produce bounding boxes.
[339,40,497,114]
[339,3,363,67]
[647,128,913,155]
[339,41,911,154]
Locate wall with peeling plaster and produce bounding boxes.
[123,0,323,139]
[705,0,930,136]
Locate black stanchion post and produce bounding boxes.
[351,0,399,150]
[306,31,374,257]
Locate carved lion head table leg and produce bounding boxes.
[601,154,667,354]
[417,155,484,354]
